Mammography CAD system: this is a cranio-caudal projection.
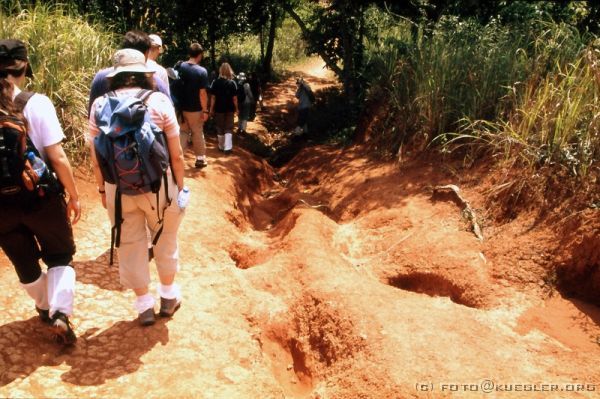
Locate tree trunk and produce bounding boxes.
[259,26,265,66]
[262,8,277,79]
[209,27,217,73]
[340,1,357,106]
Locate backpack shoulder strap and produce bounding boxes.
[135,89,154,103]
[14,91,35,112]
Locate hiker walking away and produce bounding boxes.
[248,71,262,118]
[0,39,80,344]
[177,42,209,168]
[88,31,171,115]
[209,62,238,153]
[88,49,187,326]
[89,31,170,259]
[147,34,170,96]
[294,77,315,136]
[236,72,253,134]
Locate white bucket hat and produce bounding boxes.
[106,48,154,78]
[149,34,164,53]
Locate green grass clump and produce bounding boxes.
[363,8,597,175]
[1,1,115,163]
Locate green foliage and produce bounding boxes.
[307,86,357,145]
[0,1,115,162]
[363,6,599,175]
[208,16,306,76]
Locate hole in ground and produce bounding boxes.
[388,272,481,308]
[556,234,600,306]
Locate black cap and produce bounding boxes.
[0,39,33,78]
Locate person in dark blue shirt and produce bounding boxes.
[177,43,209,168]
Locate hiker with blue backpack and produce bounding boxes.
[0,39,80,345]
[88,48,187,326]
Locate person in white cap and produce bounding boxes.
[0,39,80,345]
[88,48,187,326]
[147,34,170,94]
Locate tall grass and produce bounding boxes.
[363,9,598,175]
[463,48,600,176]
[0,1,115,163]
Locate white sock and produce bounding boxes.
[158,283,181,300]
[217,135,224,150]
[196,155,205,161]
[224,133,233,151]
[47,266,75,317]
[21,272,48,310]
[134,293,155,314]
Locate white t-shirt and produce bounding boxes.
[12,87,65,162]
[147,59,170,95]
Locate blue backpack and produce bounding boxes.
[94,89,171,264]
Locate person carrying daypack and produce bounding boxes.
[177,42,210,168]
[293,77,315,136]
[0,39,80,345]
[88,48,187,327]
[167,60,184,111]
[236,72,253,134]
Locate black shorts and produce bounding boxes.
[0,193,76,283]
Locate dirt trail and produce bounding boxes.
[1,58,600,399]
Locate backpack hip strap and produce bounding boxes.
[109,187,124,266]
[151,171,171,246]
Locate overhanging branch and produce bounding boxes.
[283,3,344,78]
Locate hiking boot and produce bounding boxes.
[159,297,181,318]
[36,307,51,325]
[138,308,156,326]
[194,159,208,169]
[51,311,77,345]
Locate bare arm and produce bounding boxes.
[45,143,81,224]
[200,88,209,122]
[167,135,185,191]
[209,94,216,115]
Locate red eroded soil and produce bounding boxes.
[0,58,599,398]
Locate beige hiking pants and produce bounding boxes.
[182,111,206,157]
[105,174,184,289]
